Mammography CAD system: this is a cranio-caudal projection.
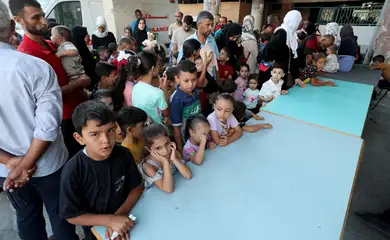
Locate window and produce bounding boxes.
[47,1,82,29]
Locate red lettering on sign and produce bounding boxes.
[149,27,168,32]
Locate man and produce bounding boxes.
[171,15,195,53]
[214,13,221,31]
[0,1,78,240]
[11,0,89,158]
[168,11,183,39]
[178,11,219,79]
[215,16,227,32]
[131,9,149,32]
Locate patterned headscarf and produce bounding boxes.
[242,15,255,33]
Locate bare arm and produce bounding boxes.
[189,137,207,165]
[311,78,330,86]
[210,130,222,146]
[68,214,112,227]
[171,152,192,179]
[227,126,242,144]
[172,43,178,54]
[57,49,79,58]
[0,149,14,165]
[242,123,272,133]
[143,161,174,193]
[114,184,144,215]
[259,95,273,102]
[173,126,183,154]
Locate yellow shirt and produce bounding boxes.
[122,139,144,165]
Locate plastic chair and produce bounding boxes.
[371,87,390,110]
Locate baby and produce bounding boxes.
[259,62,287,103]
[142,32,159,53]
[323,44,339,73]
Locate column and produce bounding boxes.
[251,0,264,31]
[204,0,220,15]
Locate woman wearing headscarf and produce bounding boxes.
[92,16,116,49]
[216,22,243,71]
[241,15,259,74]
[72,26,99,90]
[261,10,303,91]
[132,18,148,52]
[325,22,340,46]
[338,25,358,72]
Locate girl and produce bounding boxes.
[122,26,132,39]
[117,106,148,165]
[207,93,242,146]
[234,63,249,101]
[338,25,358,72]
[183,115,216,165]
[139,123,192,193]
[323,44,339,73]
[131,51,170,125]
[132,18,148,52]
[243,74,261,114]
[91,16,116,49]
[299,52,336,86]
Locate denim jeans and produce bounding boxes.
[0,168,78,240]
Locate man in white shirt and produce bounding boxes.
[0,1,78,239]
[168,11,183,39]
[171,15,195,54]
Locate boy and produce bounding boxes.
[259,63,287,103]
[370,55,390,99]
[59,101,143,240]
[170,60,201,152]
[218,47,234,82]
[92,63,117,94]
[97,46,109,63]
[51,25,90,83]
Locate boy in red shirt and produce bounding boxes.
[217,47,233,83]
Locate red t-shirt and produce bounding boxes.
[218,62,233,80]
[18,35,81,119]
[304,35,318,54]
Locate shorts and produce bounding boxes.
[69,73,89,83]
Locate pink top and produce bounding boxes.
[124,81,134,106]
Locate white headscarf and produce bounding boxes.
[94,16,108,38]
[326,22,340,45]
[274,10,302,58]
[242,15,255,33]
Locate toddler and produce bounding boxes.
[243,74,261,114]
[51,25,90,83]
[234,63,249,101]
[207,93,242,146]
[112,37,137,68]
[233,101,272,133]
[259,63,287,103]
[107,42,119,64]
[138,123,192,193]
[218,47,234,82]
[323,44,339,73]
[183,115,216,165]
[97,46,109,63]
[300,52,337,86]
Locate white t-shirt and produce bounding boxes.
[243,89,260,109]
[171,27,195,50]
[259,79,284,99]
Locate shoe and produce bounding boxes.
[356,212,390,237]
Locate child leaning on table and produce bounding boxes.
[300,52,337,87]
[59,101,143,240]
[138,123,192,193]
[233,101,272,133]
[259,62,287,103]
[207,93,242,146]
[183,115,216,165]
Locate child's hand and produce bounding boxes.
[281,90,288,95]
[170,142,181,162]
[219,135,228,146]
[327,81,336,86]
[207,141,217,150]
[260,123,273,129]
[199,135,208,145]
[55,52,63,58]
[108,215,134,239]
[206,51,213,66]
[253,115,265,121]
[151,150,169,164]
[159,74,168,90]
[294,78,306,88]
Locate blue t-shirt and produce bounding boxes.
[170,87,201,127]
[131,20,149,32]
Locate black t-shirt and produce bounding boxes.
[59,145,142,220]
[92,32,117,49]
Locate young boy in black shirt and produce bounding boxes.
[59,100,143,240]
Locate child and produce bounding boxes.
[112,37,137,68]
[300,52,336,86]
[90,89,114,111]
[233,101,272,132]
[172,51,179,66]
[323,44,339,73]
[97,46,109,63]
[259,63,287,103]
[170,60,202,153]
[234,63,250,101]
[218,47,233,82]
[59,101,143,240]
[207,93,242,146]
[131,51,170,125]
[138,123,192,193]
[10,32,20,48]
[121,26,132,39]
[50,25,90,83]
[219,79,237,95]
[117,106,148,165]
[165,66,180,97]
[92,62,118,94]
[183,115,216,165]
[107,42,119,64]
[370,55,390,99]
[243,74,261,114]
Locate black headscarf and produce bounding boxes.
[216,22,243,71]
[72,26,99,90]
[132,18,148,51]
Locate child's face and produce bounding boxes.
[102,71,118,88]
[248,78,258,90]
[214,99,234,122]
[219,49,229,62]
[111,49,119,58]
[326,47,334,55]
[124,29,131,37]
[99,97,114,111]
[314,57,326,71]
[128,121,145,139]
[99,50,109,61]
[74,120,117,160]
[190,122,210,143]
[195,58,204,72]
[239,66,249,79]
[50,29,62,46]
[148,34,154,41]
[149,135,172,159]
[177,71,197,94]
[271,68,285,81]
[370,61,381,70]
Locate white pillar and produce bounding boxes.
[204,0,220,14]
[251,0,264,31]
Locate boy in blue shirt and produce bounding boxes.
[170,60,201,152]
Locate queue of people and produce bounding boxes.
[0,0,380,239]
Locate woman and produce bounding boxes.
[261,10,303,91]
[92,16,116,49]
[72,26,99,90]
[325,22,340,46]
[216,22,243,71]
[241,15,259,74]
[338,25,358,72]
[132,18,148,52]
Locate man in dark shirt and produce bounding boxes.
[60,101,143,240]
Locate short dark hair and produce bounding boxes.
[197,11,214,25]
[119,36,136,46]
[178,60,197,74]
[142,123,169,148]
[373,55,385,63]
[97,46,108,56]
[272,62,284,71]
[117,106,148,133]
[221,47,230,58]
[233,101,246,122]
[312,52,327,62]
[9,0,41,16]
[182,39,201,59]
[184,115,209,141]
[183,15,193,26]
[95,62,117,77]
[165,66,180,81]
[72,100,116,135]
[128,51,159,76]
[90,89,113,101]
[214,92,235,105]
[52,25,72,41]
[124,26,132,32]
[215,14,221,17]
[135,9,142,14]
[219,80,237,94]
[240,63,249,72]
[247,73,258,81]
[108,42,118,56]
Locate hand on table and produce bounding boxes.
[219,135,228,146]
[107,215,134,240]
[281,90,288,95]
[207,141,217,150]
[327,81,337,87]
[294,78,306,88]
[259,123,273,129]
[253,115,265,121]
